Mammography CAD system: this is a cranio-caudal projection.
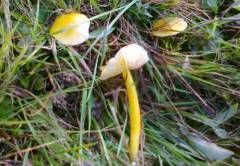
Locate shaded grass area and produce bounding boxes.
[0,0,239,165]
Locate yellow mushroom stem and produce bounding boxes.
[122,69,141,162]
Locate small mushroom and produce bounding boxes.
[100,44,149,162]
[152,17,187,37]
[50,12,90,46]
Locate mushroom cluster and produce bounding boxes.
[49,10,187,163]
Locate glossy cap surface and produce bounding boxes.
[152,17,187,37]
[50,13,90,46]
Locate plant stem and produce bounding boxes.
[122,69,141,162]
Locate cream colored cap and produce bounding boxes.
[100,44,149,80]
[152,17,187,37]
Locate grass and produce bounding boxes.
[0,0,240,165]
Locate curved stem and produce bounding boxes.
[122,70,141,162]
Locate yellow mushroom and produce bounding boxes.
[50,12,90,46]
[100,44,149,162]
[152,17,187,37]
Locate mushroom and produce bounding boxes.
[151,17,187,37]
[100,44,149,162]
[50,12,90,46]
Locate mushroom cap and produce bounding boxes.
[152,17,187,37]
[100,44,149,80]
[50,13,90,46]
